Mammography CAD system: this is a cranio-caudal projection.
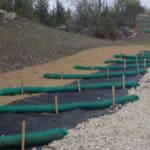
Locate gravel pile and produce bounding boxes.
[41,69,150,150]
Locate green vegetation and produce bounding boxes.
[75,0,144,39]
[138,14,150,33]
[0,0,145,39]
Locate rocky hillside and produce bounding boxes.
[0,9,150,73]
[0,10,114,73]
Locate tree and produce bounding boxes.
[35,0,49,24]
[14,0,34,19]
[95,5,117,39]
[56,0,66,26]
[0,0,14,12]
[47,8,57,27]
[0,0,34,19]
[115,0,145,27]
[76,0,94,28]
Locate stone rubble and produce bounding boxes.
[0,9,16,21]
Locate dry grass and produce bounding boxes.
[0,44,149,104]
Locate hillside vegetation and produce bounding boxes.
[0,18,113,73]
[0,0,145,39]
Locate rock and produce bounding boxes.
[0,9,17,23]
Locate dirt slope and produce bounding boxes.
[0,44,150,104]
[0,18,113,73]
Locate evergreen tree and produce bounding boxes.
[0,0,34,19]
[14,0,34,19]
[35,0,49,24]
[0,0,14,12]
[56,0,66,26]
[115,0,145,27]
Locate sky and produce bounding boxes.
[140,0,150,8]
[49,0,150,9]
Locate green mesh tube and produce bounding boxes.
[0,95,139,113]
[73,64,150,70]
[137,22,150,27]
[137,15,150,19]
[0,81,139,96]
[141,50,150,53]
[43,69,146,79]
[0,128,67,148]
[105,59,150,64]
[113,53,150,59]
[142,29,150,33]
[73,65,109,70]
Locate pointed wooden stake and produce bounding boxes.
[120,54,121,58]
[77,80,81,93]
[112,86,116,107]
[60,73,63,79]
[21,80,24,95]
[21,121,26,150]
[136,62,140,76]
[107,67,110,79]
[122,75,126,90]
[54,95,58,114]
[124,59,126,70]
[136,56,138,64]
[144,58,147,69]
[142,50,144,56]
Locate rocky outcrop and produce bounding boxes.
[0,9,17,24]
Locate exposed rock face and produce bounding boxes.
[0,9,17,24]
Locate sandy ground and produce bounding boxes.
[0,45,149,104]
[42,69,150,150]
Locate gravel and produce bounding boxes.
[42,69,150,150]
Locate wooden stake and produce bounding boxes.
[142,50,144,56]
[136,56,138,64]
[60,73,63,79]
[122,75,126,90]
[21,121,26,150]
[119,54,121,58]
[144,58,147,69]
[77,80,81,93]
[124,59,126,70]
[137,62,140,76]
[54,95,58,114]
[119,53,122,59]
[112,86,115,107]
[21,80,24,95]
[91,66,94,71]
[107,68,110,79]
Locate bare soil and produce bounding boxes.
[0,45,149,104]
[0,19,113,73]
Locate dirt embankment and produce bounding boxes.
[0,15,113,73]
[0,45,149,104]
